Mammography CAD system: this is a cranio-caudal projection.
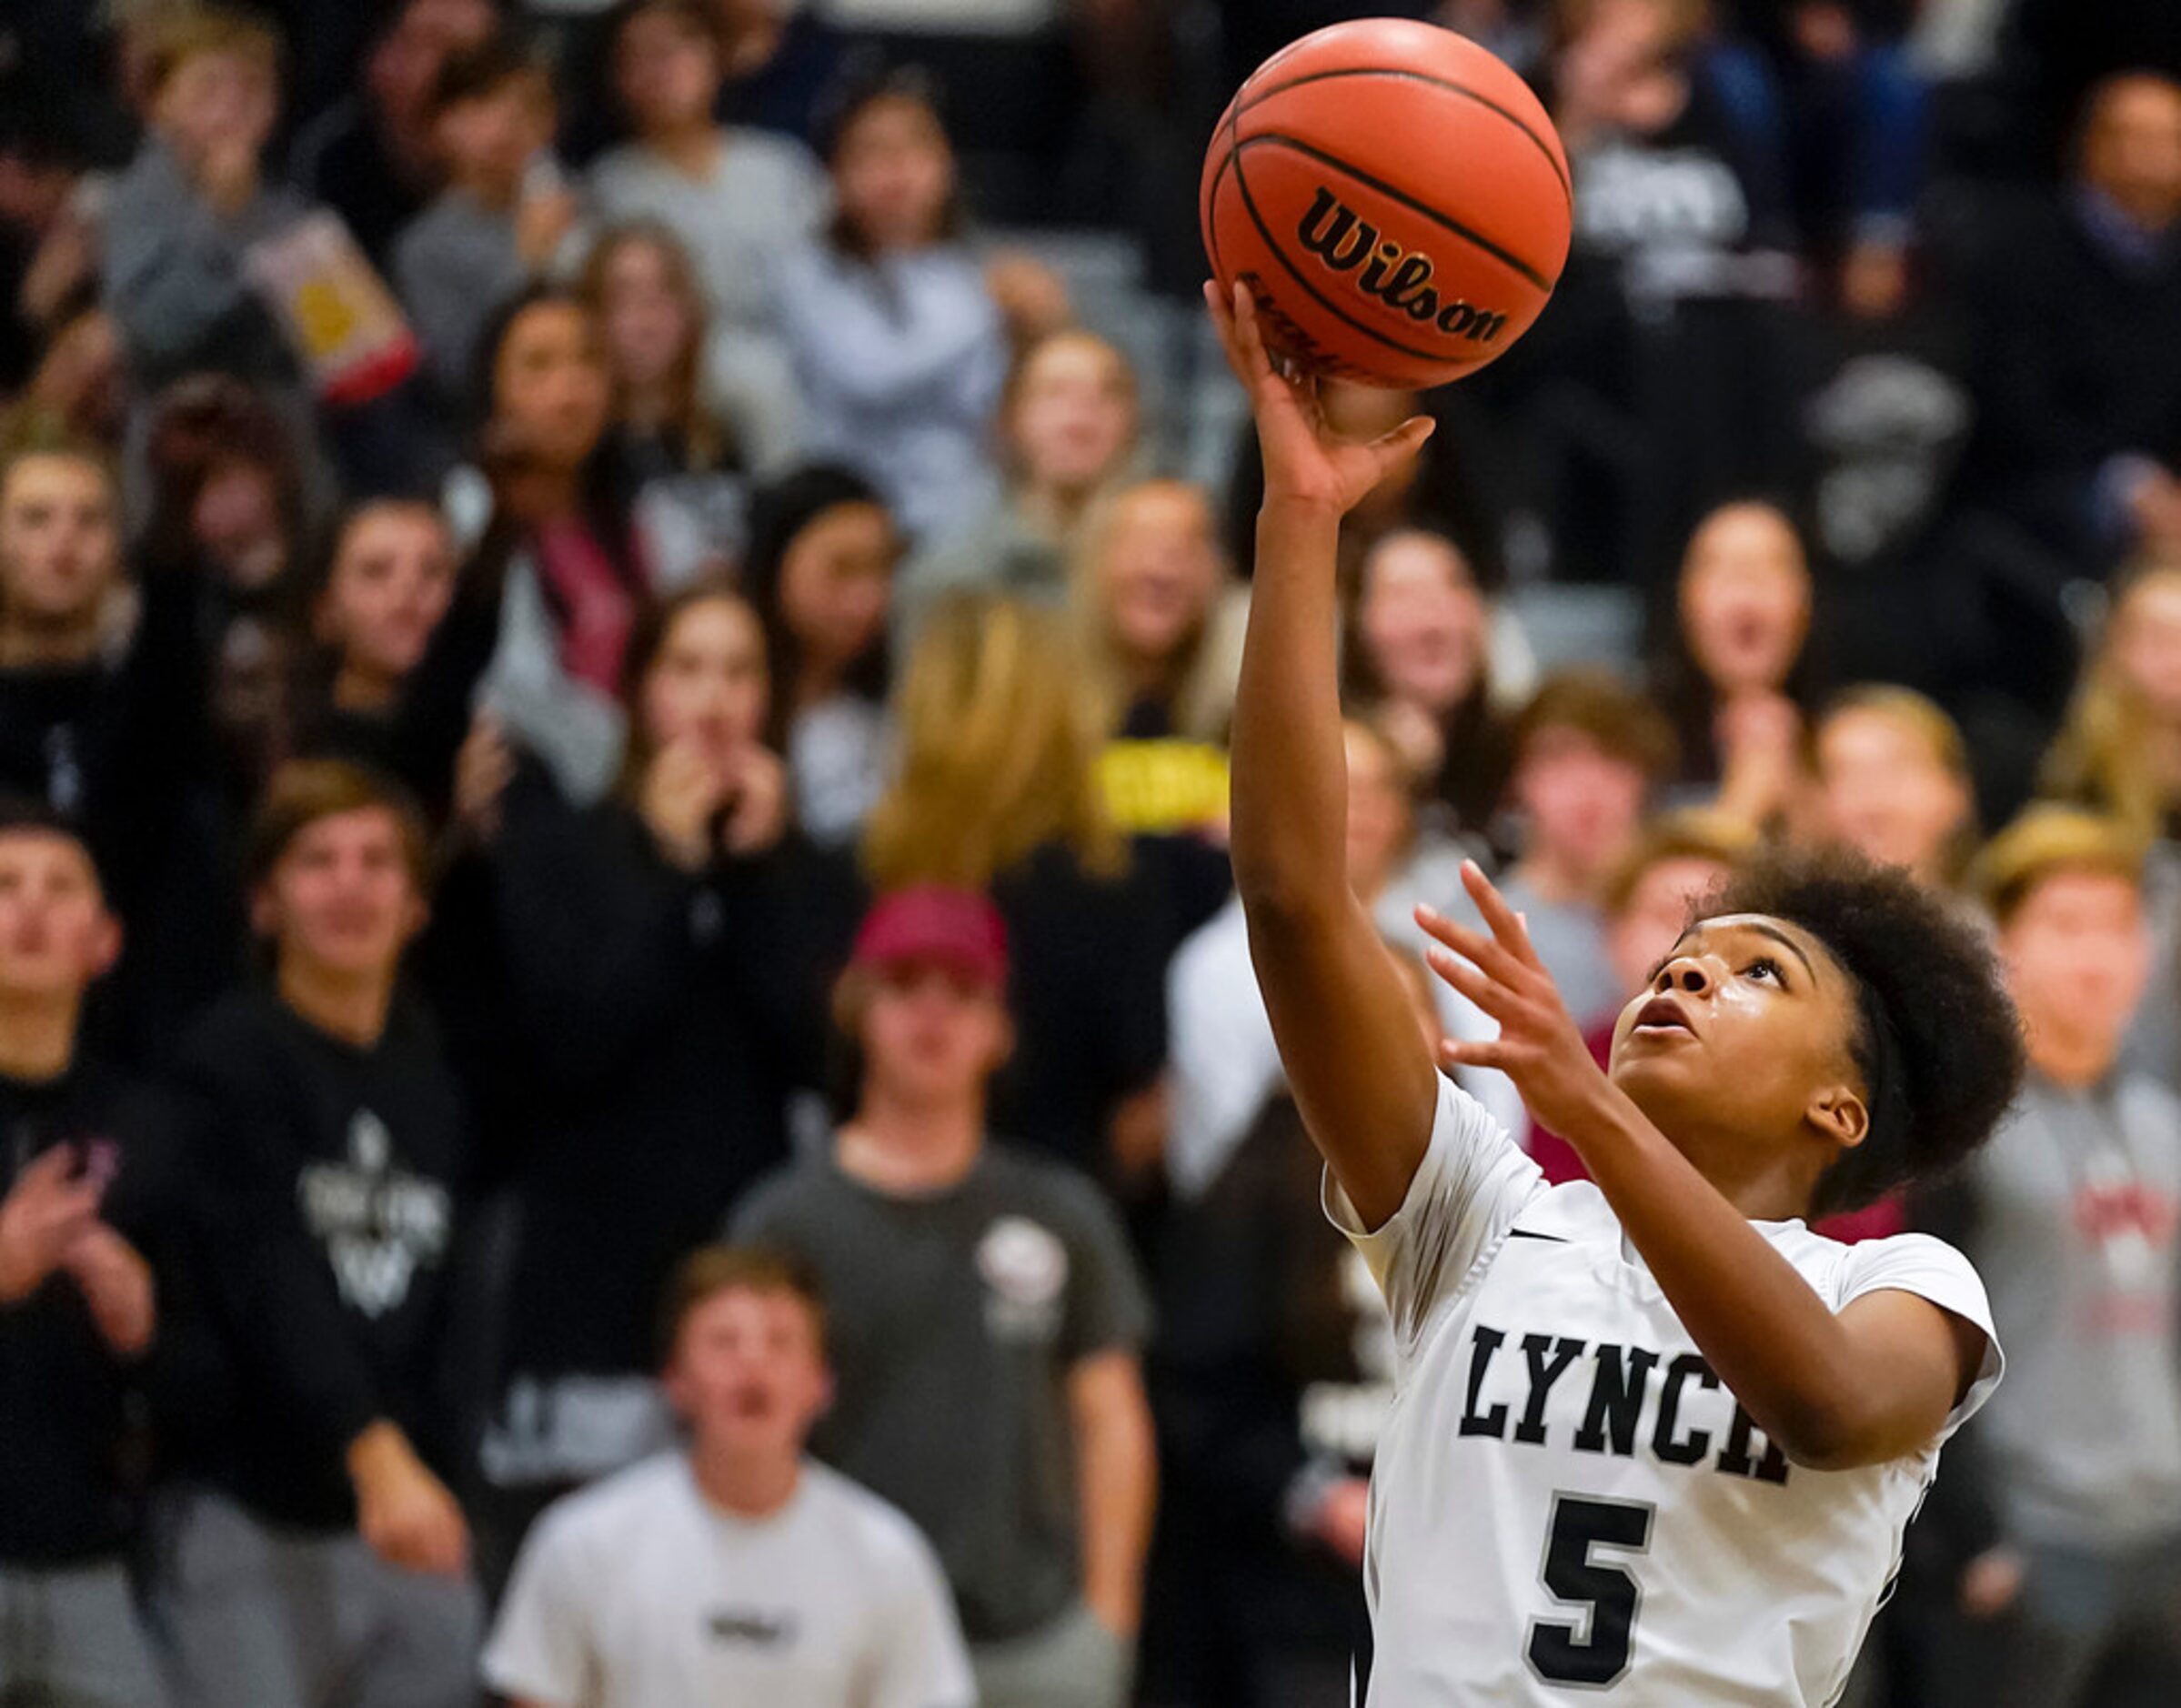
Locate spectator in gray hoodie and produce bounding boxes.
[776,69,1010,543]
[394,36,578,415]
[102,9,307,397]
[1954,806,2181,1706]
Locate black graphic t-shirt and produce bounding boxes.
[168,985,467,1531]
[0,1060,177,1563]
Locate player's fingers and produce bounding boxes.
[1201,280,1246,372]
[1422,944,1522,1021]
[1230,282,1282,387]
[1370,415,1436,475]
[1439,1036,1513,1073]
[1461,860,1548,972]
[1414,903,1528,989]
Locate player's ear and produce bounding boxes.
[1805,1082,1869,1153]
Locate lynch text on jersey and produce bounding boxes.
[1455,1324,1792,1484]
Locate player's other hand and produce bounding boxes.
[350,1422,470,1578]
[1203,280,1432,517]
[1418,860,1609,1137]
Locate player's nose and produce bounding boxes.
[1653,957,1713,999]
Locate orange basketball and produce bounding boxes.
[1201,20,1573,389]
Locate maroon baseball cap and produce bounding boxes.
[850,887,1010,989]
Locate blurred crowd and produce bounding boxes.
[1,0,2179,1705]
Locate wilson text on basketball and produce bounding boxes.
[1296,187,1509,343]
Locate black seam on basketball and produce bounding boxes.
[1236,65,1573,206]
[1204,148,1231,276]
[1203,106,1241,279]
[1239,132,1556,291]
[1229,138,1485,370]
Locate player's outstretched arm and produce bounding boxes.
[1211,282,1440,1231]
[1421,866,1985,1471]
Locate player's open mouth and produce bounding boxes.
[1631,996,1695,1038]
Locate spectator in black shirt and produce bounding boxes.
[469,584,819,1569]
[1653,498,1817,827]
[0,444,226,1059]
[0,806,171,1706]
[1343,527,1517,842]
[1964,71,2181,568]
[156,760,479,1708]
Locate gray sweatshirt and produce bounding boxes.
[393,189,532,411]
[103,139,308,391]
[777,242,1006,542]
[1965,1068,2181,1552]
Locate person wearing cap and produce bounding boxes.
[732,885,1157,1708]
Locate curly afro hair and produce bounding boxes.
[1705,845,2025,1217]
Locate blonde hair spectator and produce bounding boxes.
[864,595,1123,890]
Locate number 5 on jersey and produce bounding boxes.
[1527,1494,1655,1688]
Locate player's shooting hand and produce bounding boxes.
[1203,279,1432,517]
[62,1223,156,1357]
[1418,860,1611,1137]
[0,1147,106,1306]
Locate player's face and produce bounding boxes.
[0,456,120,628]
[318,507,457,687]
[0,833,118,1000]
[256,809,424,980]
[639,597,769,775]
[1817,710,1968,880]
[666,1287,830,1462]
[777,502,896,677]
[859,959,1010,1110]
[2000,869,2150,1061]
[1608,913,1865,1160]
[1357,534,1484,715]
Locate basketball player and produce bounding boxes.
[1209,276,2025,1705]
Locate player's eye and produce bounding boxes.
[1745,956,1784,987]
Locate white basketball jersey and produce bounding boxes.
[1332,1074,2002,1706]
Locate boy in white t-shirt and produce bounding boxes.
[483,1246,973,1708]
